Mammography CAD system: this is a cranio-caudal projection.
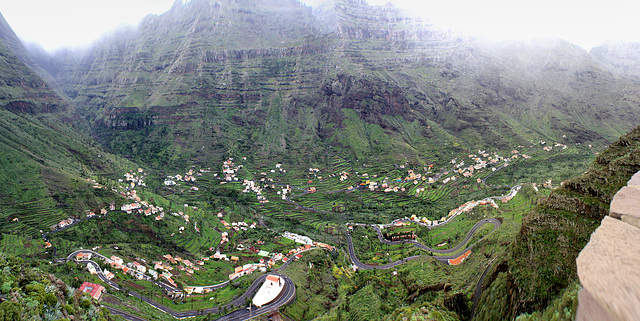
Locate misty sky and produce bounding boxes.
[2,0,639,52]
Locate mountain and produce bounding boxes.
[0,14,125,239]
[591,41,640,79]
[0,13,69,114]
[33,0,640,169]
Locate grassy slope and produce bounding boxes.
[0,32,131,256]
[475,124,640,320]
[0,253,122,320]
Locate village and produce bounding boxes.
[46,138,579,307]
[75,229,333,297]
[44,137,573,254]
[62,163,332,291]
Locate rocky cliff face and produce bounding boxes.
[0,13,69,114]
[26,0,640,168]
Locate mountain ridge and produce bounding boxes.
[27,0,640,169]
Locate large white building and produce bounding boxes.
[282,232,312,245]
[252,275,284,307]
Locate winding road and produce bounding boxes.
[67,250,295,321]
[59,167,517,320]
[346,218,501,269]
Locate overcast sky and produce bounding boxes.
[2,0,639,52]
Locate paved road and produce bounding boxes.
[346,218,501,269]
[216,276,295,321]
[68,250,230,293]
[67,251,296,320]
[470,260,495,320]
[103,306,148,321]
[372,218,501,254]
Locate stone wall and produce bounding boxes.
[575,171,640,321]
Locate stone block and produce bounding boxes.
[628,171,640,188]
[576,216,640,321]
[609,186,640,219]
[576,288,616,321]
[622,215,640,230]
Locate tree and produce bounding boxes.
[0,301,22,321]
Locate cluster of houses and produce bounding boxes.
[86,178,104,189]
[228,262,268,280]
[259,163,288,175]
[228,240,333,281]
[383,184,406,193]
[454,153,499,179]
[406,214,440,226]
[161,254,204,275]
[158,231,331,286]
[222,158,242,182]
[171,210,190,223]
[76,252,160,283]
[164,168,205,186]
[447,197,500,218]
[276,185,293,200]
[50,218,77,231]
[241,179,268,203]
[319,150,515,197]
[396,193,507,227]
[86,208,109,218]
[213,229,332,281]
[105,255,156,281]
[241,162,296,203]
[219,219,257,232]
[120,197,166,221]
[121,169,146,189]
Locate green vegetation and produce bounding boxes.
[476,124,640,320]
[0,253,121,321]
[3,0,640,320]
[515,282,580,321]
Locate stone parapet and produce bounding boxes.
[576,171,640,320]
[627,172,640,187]
[575,288,615,321]
[609,186,640,220]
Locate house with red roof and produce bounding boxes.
[78,282,105,300]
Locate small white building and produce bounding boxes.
[87,263,97,275]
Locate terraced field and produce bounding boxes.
[0,233,44,256]
[2,198,65,237]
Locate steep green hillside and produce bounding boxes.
[475,124,640,320]
[36,0,640,169]
[0,253,121,320]
[0,17,128,251]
